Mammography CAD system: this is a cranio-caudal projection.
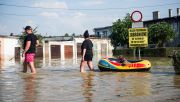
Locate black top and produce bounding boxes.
[23,34,37,53]
[81,39,93,55]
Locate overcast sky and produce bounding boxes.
[0,0,179,36]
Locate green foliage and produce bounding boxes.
[110,13,132,49]
[113,47,180,57]
[18,34,27,48]
[113,48,134,57]
[65,33,69,37]
[18,27,43,48]
[72,33,75,37]
[148,22,176,47]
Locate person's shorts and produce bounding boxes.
[84,54,93,61]
[25,53,35,62]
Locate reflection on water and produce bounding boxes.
[174,75,180,88]
[23,75,37,102]
[0,57,180,102]
[81,72,95,102]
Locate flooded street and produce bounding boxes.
[0,57,180,102]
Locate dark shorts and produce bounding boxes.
[84,54,93,61]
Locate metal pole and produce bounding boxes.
[138,47,141,60]
[133,48,136,60]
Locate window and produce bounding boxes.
[97,32,100,37]
[103,31,107,37]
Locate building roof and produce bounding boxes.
[93,26,112,30]
[143,16,180,23]
[0,35,19,39]
[44,36,73,41]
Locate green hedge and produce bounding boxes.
[113,47,180,57]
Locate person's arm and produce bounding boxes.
[22,41,31,57]
[92,48,93,56]
[82,49,86,61]
[36,40,39,47]
[82,40,88,61]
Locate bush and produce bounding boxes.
[113,47,180,57]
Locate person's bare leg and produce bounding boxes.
[29,62,36,74]
[80,61,86,72]
[22,61,28,73]
[87,61,94,71]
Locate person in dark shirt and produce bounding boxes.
[80,30,94,72]
[22,26,39,74]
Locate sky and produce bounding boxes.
[0,0,179,36]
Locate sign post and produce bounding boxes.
[129,11,148,59]
[129,28,148,59]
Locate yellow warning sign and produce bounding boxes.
[129,28,148,47]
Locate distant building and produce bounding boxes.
[44,36,73,42]
[44,36,113,61]
[0,34,113,67]
[0,35,19,67]
[144,8,180,46]
[93,26,112,38]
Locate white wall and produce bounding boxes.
[74,38,113,58]
[3,38,19,60]
[45,38,113,62]
[47,41,75,60]
[1,37,19,66]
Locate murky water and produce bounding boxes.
[0,57,180,102]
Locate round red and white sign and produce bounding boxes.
[130,11,143,22]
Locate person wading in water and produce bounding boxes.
[22,26,39,74]
[80,30,94,72]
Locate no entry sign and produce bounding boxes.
[130,11,143,22]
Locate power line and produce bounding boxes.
[0,12,36,16]
[0,2,179,10]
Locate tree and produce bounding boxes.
[72,33,75,37]
[110,13,132,49]
[10,33,14,36]
[65,33,69,37]
[18,27,43,48]
[148,22,176,47]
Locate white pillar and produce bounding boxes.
[61,44,65,60]
[106,40,108,57]
[43,40,45,59]
[73,42,76,60]
[48,42,51,66]
[97,42,101,59]
[42,40,46,67]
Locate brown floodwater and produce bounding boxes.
[0,57,180,102]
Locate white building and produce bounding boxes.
[43,37,113,61]
[0,35,113,67]
[0,35,19,67]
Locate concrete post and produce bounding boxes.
[48,42,51,66]
[73,42,76,60]
[42,40,46,67]
[61,44,65,60]
[42,40,45,59]
[97,43,101,59]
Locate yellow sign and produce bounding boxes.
[129,28,148,47]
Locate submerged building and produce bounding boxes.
[143,8,180,46]
[0,35,113,67]
[0,35,19,67]
[43,36,113,60]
